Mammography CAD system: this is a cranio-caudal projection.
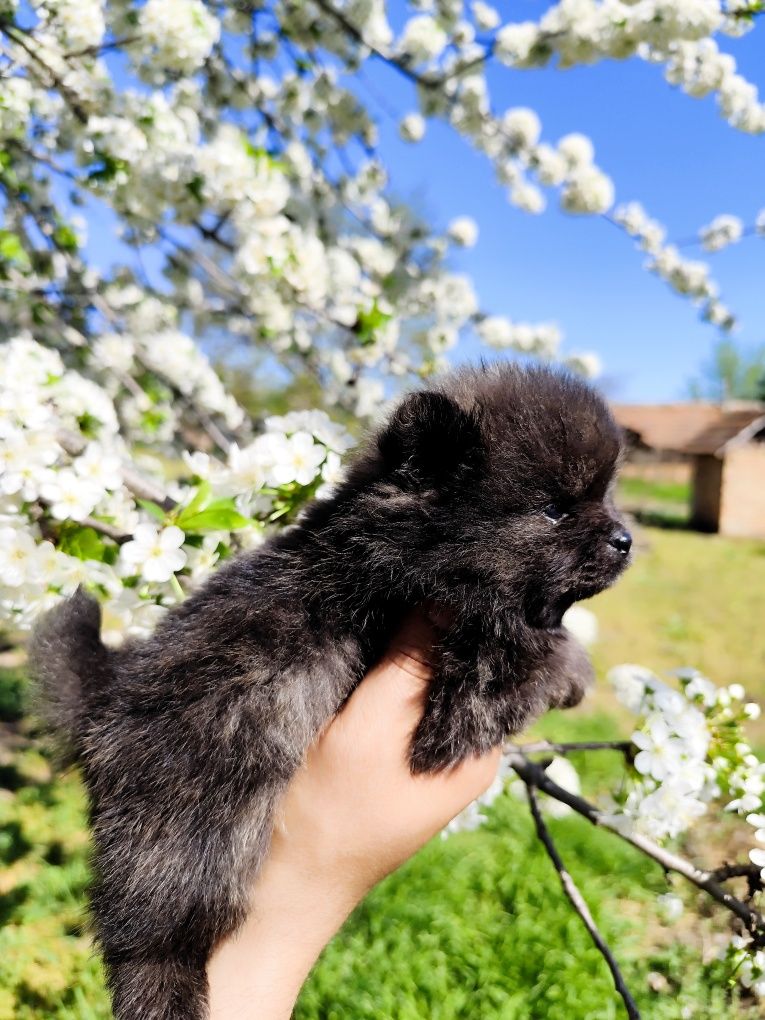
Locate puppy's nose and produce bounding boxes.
[609,527,632,556]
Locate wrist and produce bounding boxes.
[206,852,360,1020]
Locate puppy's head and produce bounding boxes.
[369,363,629,625]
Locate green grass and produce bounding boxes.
[619,476,691,507]
[617,476,691,529]
[2,525,765,1018]
[589,526,765,701]
[297,796,741,1020]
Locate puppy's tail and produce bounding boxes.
[107,956,209,1020]
[28,586,111,761]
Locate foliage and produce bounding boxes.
[687,339,765,402]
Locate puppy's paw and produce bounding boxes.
[544,632,595,710]
[409,692,502,774]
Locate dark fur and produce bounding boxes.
[29,363,630,1019]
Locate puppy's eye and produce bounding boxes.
[542,502,567,523]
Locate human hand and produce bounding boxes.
[207,609,501,1019]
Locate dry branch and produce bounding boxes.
[525,785,641,1019]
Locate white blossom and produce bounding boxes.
[399,112,427,142]
[39,470,103,522]
[73,444,123,492]
[510,181,546,214]
[561,166,615,215]
[120,525,188,583]
[501,108,542,150]
[565,352,602,378]
[543,757,581,818]
[562,605,598,647]
[398,15,449,63]
[471,2,500,31]
[0,528,43,587]
[700,213,744,251]
[495,22,540,67]
[140,0,220,73]
[558,133,595,168]
[447,216,479,247]
[268,432,327,487]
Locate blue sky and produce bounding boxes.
[364,20,765,402]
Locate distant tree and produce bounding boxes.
[687,339,765,402]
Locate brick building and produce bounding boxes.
[612,403,765,538]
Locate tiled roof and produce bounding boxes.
[611,402,765,456]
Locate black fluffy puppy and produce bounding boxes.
[31,363,630,1020]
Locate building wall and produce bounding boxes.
[719,444,765,539]
[691,455,723,532]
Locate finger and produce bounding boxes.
[448,746,503,798]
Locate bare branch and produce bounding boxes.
[525,784,641,1020]
[711,862,765,886]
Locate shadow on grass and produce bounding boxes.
[628,508,692,531]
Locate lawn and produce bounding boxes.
[2,524,765,1019]
[589,526,765,721]
[617,475,692,529]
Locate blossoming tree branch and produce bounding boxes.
[2,1,765,1016]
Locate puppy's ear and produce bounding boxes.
[378,391,483,484]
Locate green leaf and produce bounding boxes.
[139,408,168,434]
[76,411,101,438]
[355,300,392,347]
[137,499,166,523]
[175,481,212,524]
[0,229,30,268]
[186,174,205,203]
[53,224,78,252]
[87,152,127,182]
[177,507,252,533]
[57,525,107,562]
[31,301,54,325]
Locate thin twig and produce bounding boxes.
[519,739,633,756]
[74,515,129,543]
[1,23,89,123]
[673,224,761,250]
[506,750,765,937]
[64,34,141,60]
[311,0,441,90]
[56,429,175,512]
[525,785,641,1020]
